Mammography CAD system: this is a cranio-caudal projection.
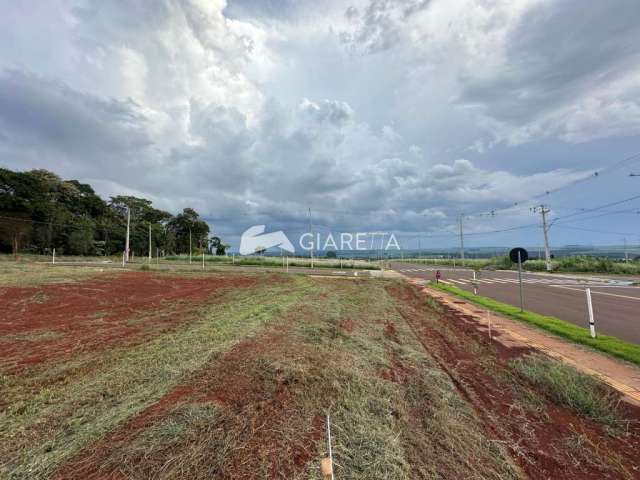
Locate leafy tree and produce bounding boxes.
[0,167,221,257]
[210,236,229,256]
[166,208,210,255]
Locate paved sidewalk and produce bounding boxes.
[407,278,640,406]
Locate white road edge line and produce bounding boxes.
[551,285,640,301]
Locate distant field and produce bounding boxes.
[1,265,639,479]
[398,255,640,275]
[0,253,380,271]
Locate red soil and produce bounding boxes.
[387,282,640,480]
[0,272,259,370]
[53,324,324,480]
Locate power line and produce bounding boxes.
[554,225,638,237]
[551,193,640,224]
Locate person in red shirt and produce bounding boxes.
[435,270,442,283]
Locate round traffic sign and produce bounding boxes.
[509,247,528,263]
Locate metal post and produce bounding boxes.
[232,253,235,265]
[148,224,152,263]
[125,207,131,262]
[517,251,524,312]
[286,256,289,273]
[487,310,492,341]
[586,288,596,338]
[52,248,55,264]
[459,214,465,262]
[189,228,192,264]
[202,250,205,270]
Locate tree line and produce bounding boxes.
[0,168,228,256]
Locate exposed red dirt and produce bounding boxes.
[53,323,324,480]
[387,282,640,480]
[0,272,263,370]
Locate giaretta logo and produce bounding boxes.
[239,225,295,255]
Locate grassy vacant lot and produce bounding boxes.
[1,265,639,479]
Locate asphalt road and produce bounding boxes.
[390,262,640,345]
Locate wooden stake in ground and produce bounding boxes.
[320,413,335,480]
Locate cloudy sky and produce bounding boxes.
[1,0,640,251]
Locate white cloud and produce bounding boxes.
[1,0,638,245]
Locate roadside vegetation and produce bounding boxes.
[431,282,640,366]
[511,354,621,426]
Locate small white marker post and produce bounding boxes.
[283,255,285,269]
[232,253,235,265]
[52,248,55,265]
[586,288,596,338]
[202,251,205,270]
[122,251,125,267]
[286,256,289,273]
[320,413,334,480]
[487,310,492,341]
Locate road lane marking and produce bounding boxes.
[551,285,640,301]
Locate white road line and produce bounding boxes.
[448,279,466,285]
[551,285,640,301]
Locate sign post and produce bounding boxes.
[509,248,529,313]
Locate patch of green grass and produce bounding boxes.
[511,354,620,426]
[0,263,105,286]
[164,254,381,270]
[289,279,519,479]
[432,282,640,366]
[0,276,309,479]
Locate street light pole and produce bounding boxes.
[125,207,131,262]
[458,214,465,262]
[533,205,552,271]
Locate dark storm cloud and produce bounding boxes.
[0,69,151,157]
[457,0,640,128]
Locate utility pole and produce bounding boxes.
[125,207,131,262]
[308,207,313,267]
[533,205,552,271]
[458,214,465,262]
